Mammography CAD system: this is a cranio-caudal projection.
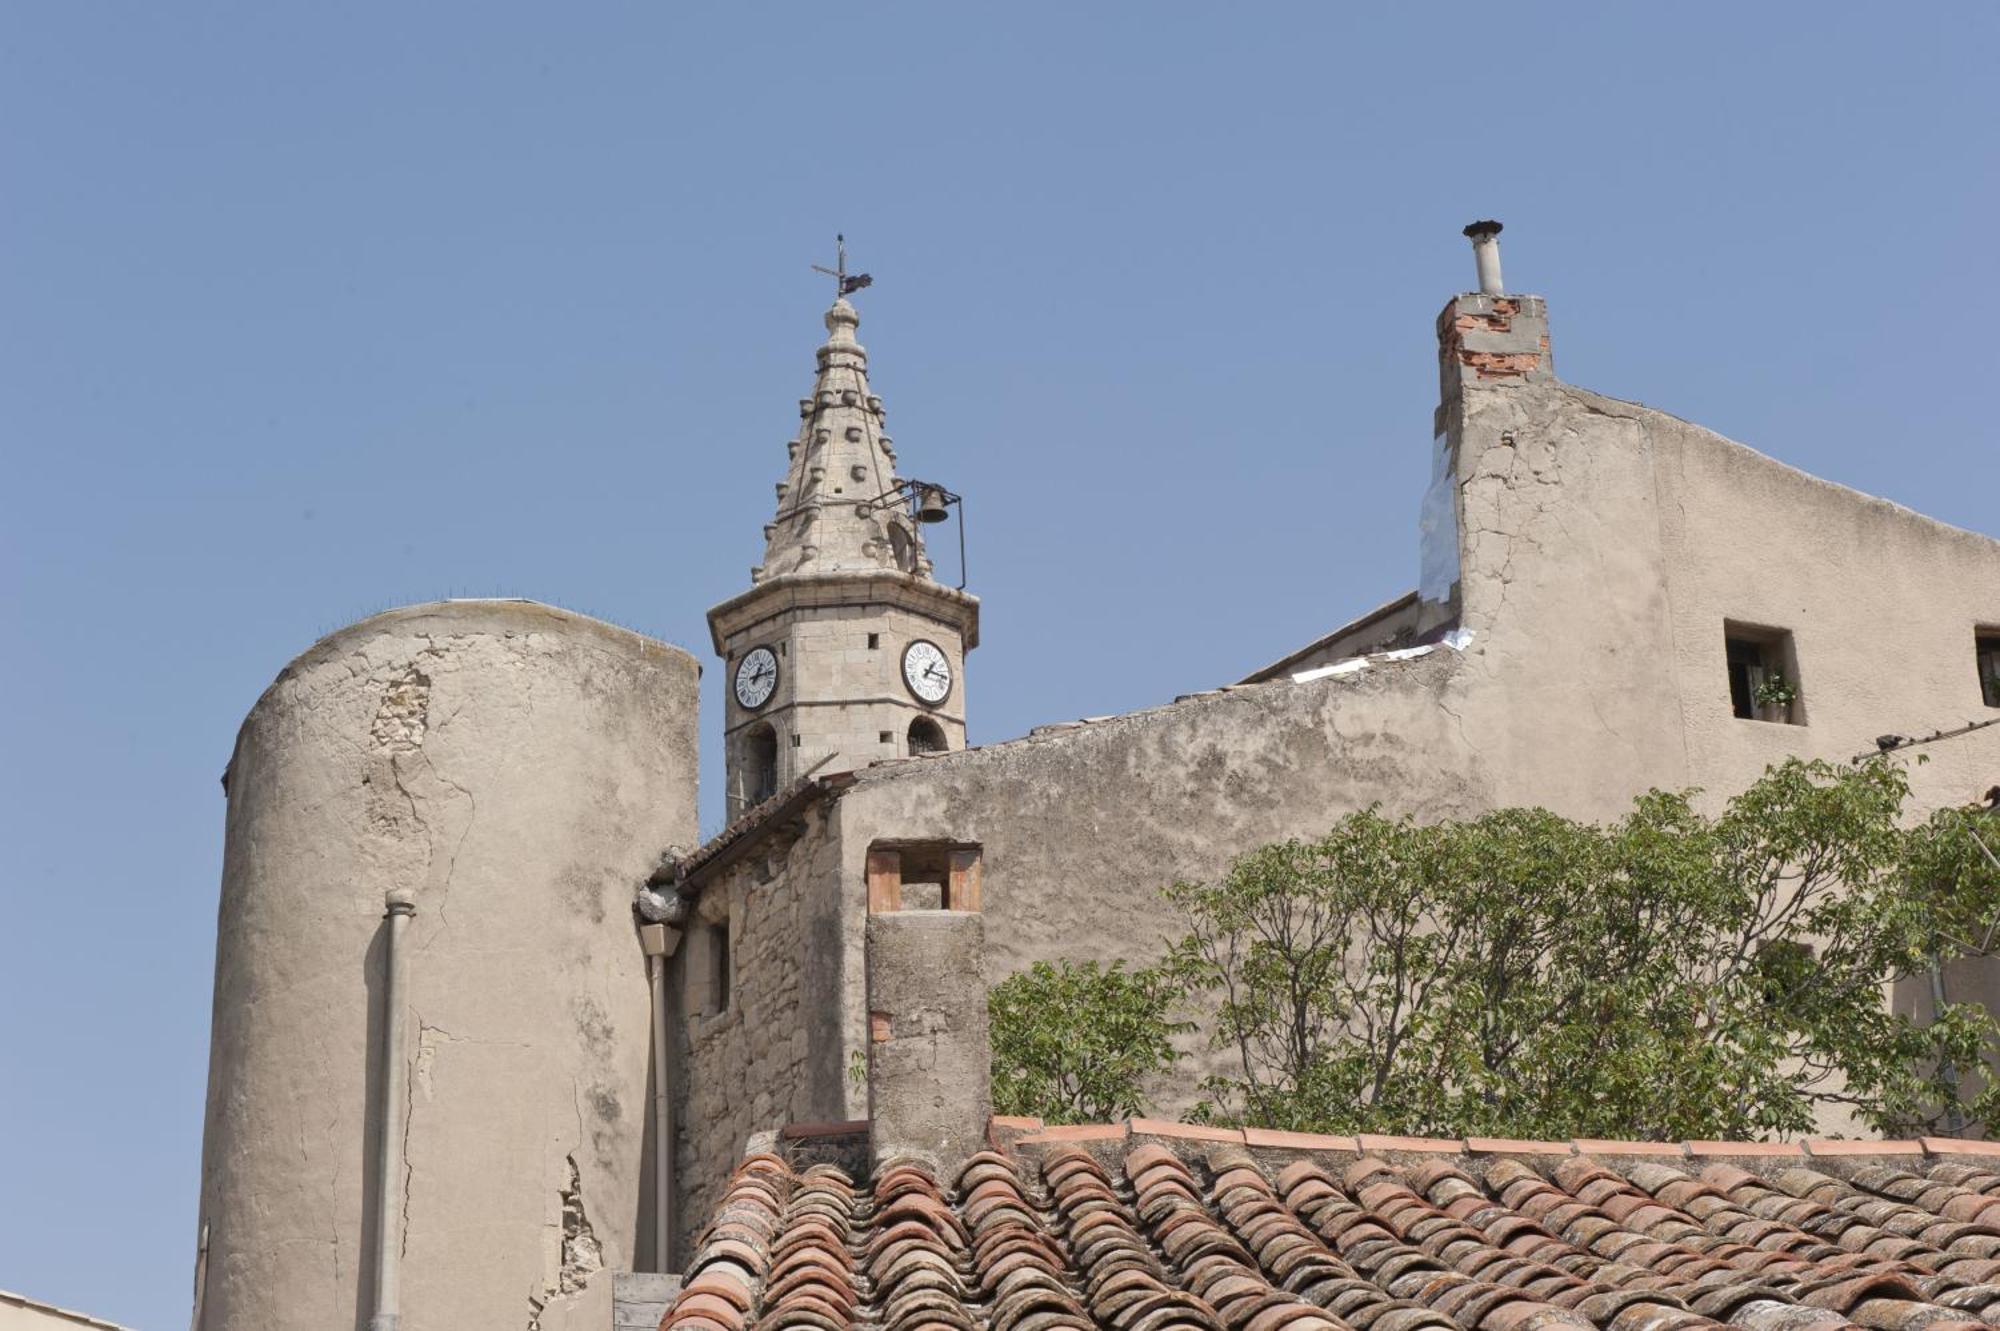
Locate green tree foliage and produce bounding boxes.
[988,959,1189,1123]
[1158,758,2000,1140]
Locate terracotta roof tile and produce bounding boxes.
[659,1135,2000,1331]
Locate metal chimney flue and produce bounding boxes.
[1463,220,1505,296]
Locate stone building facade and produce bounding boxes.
[192,231,1999,1329]
[658,238,2000,1254]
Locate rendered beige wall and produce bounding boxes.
[196,600,697,1331]
[1446,375,2000,825]
[819,654,1492,1119]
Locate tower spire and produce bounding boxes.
[754,251,928,583]
[709,253,979,811]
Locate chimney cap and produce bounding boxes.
[1462,219,1504,239]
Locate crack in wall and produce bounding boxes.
[398,1029,415,1263]
[363,655,477,949]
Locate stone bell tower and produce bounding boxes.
[707,260,978,818]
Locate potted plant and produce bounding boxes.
[1753,674,1798,723]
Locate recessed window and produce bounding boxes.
[1724,623,1803,725]
[707,921,731,1015]
[878,730,892,744]
[1754,940,1814,1005]
[791,734,802,747]
[907,717,948,755]
[1978,631,2000,709]
[867,633,880,649]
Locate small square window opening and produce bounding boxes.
[867,633,880,649]
[1724,622,1804,725]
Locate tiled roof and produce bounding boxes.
[659,1124,2000,1331]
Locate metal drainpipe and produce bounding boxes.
[640,922,680,1272]
[369,886,416,1331]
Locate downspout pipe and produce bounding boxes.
[640,921,681,1272]
[369,886,416,1331]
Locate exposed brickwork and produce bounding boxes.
[1461,350,1545,379]
[1437,292,1554,392]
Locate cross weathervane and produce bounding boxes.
[812,234,874,300]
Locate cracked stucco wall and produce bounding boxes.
[195,600,697,1331]
[1437,303,1999,825]
[817,655,1491,1120]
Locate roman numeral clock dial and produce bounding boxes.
[733,646,778,710]
[901,639,953,705]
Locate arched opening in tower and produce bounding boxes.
[887,522,915,573]
[743,723,779,804]
[907,717,947,756]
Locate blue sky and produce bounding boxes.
[2,4,1995,1325]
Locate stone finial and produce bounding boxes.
[864,910,990,1174]
[822,298,863,355]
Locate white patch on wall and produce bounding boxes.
[1417,431,1458,605]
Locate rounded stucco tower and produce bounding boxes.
[194,600,697,1331]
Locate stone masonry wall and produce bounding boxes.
[673,799,844,1263]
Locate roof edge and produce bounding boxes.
[668,769,856,895]
[990,1117,1995,1162]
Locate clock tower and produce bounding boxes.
[707,272,978,819]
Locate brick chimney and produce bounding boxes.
[1435,221,1554,429]
[863,857,990,1175]
[1420,222,1556,634]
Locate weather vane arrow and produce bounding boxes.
[812,233,873,299]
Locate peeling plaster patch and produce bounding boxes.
[371,666,431,752]
[527,1156,603,1329]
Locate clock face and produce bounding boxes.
[902,639,953,705]
[733,646,779,710]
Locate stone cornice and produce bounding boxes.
[706,570,980,655]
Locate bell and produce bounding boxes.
[914,484,951,525]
